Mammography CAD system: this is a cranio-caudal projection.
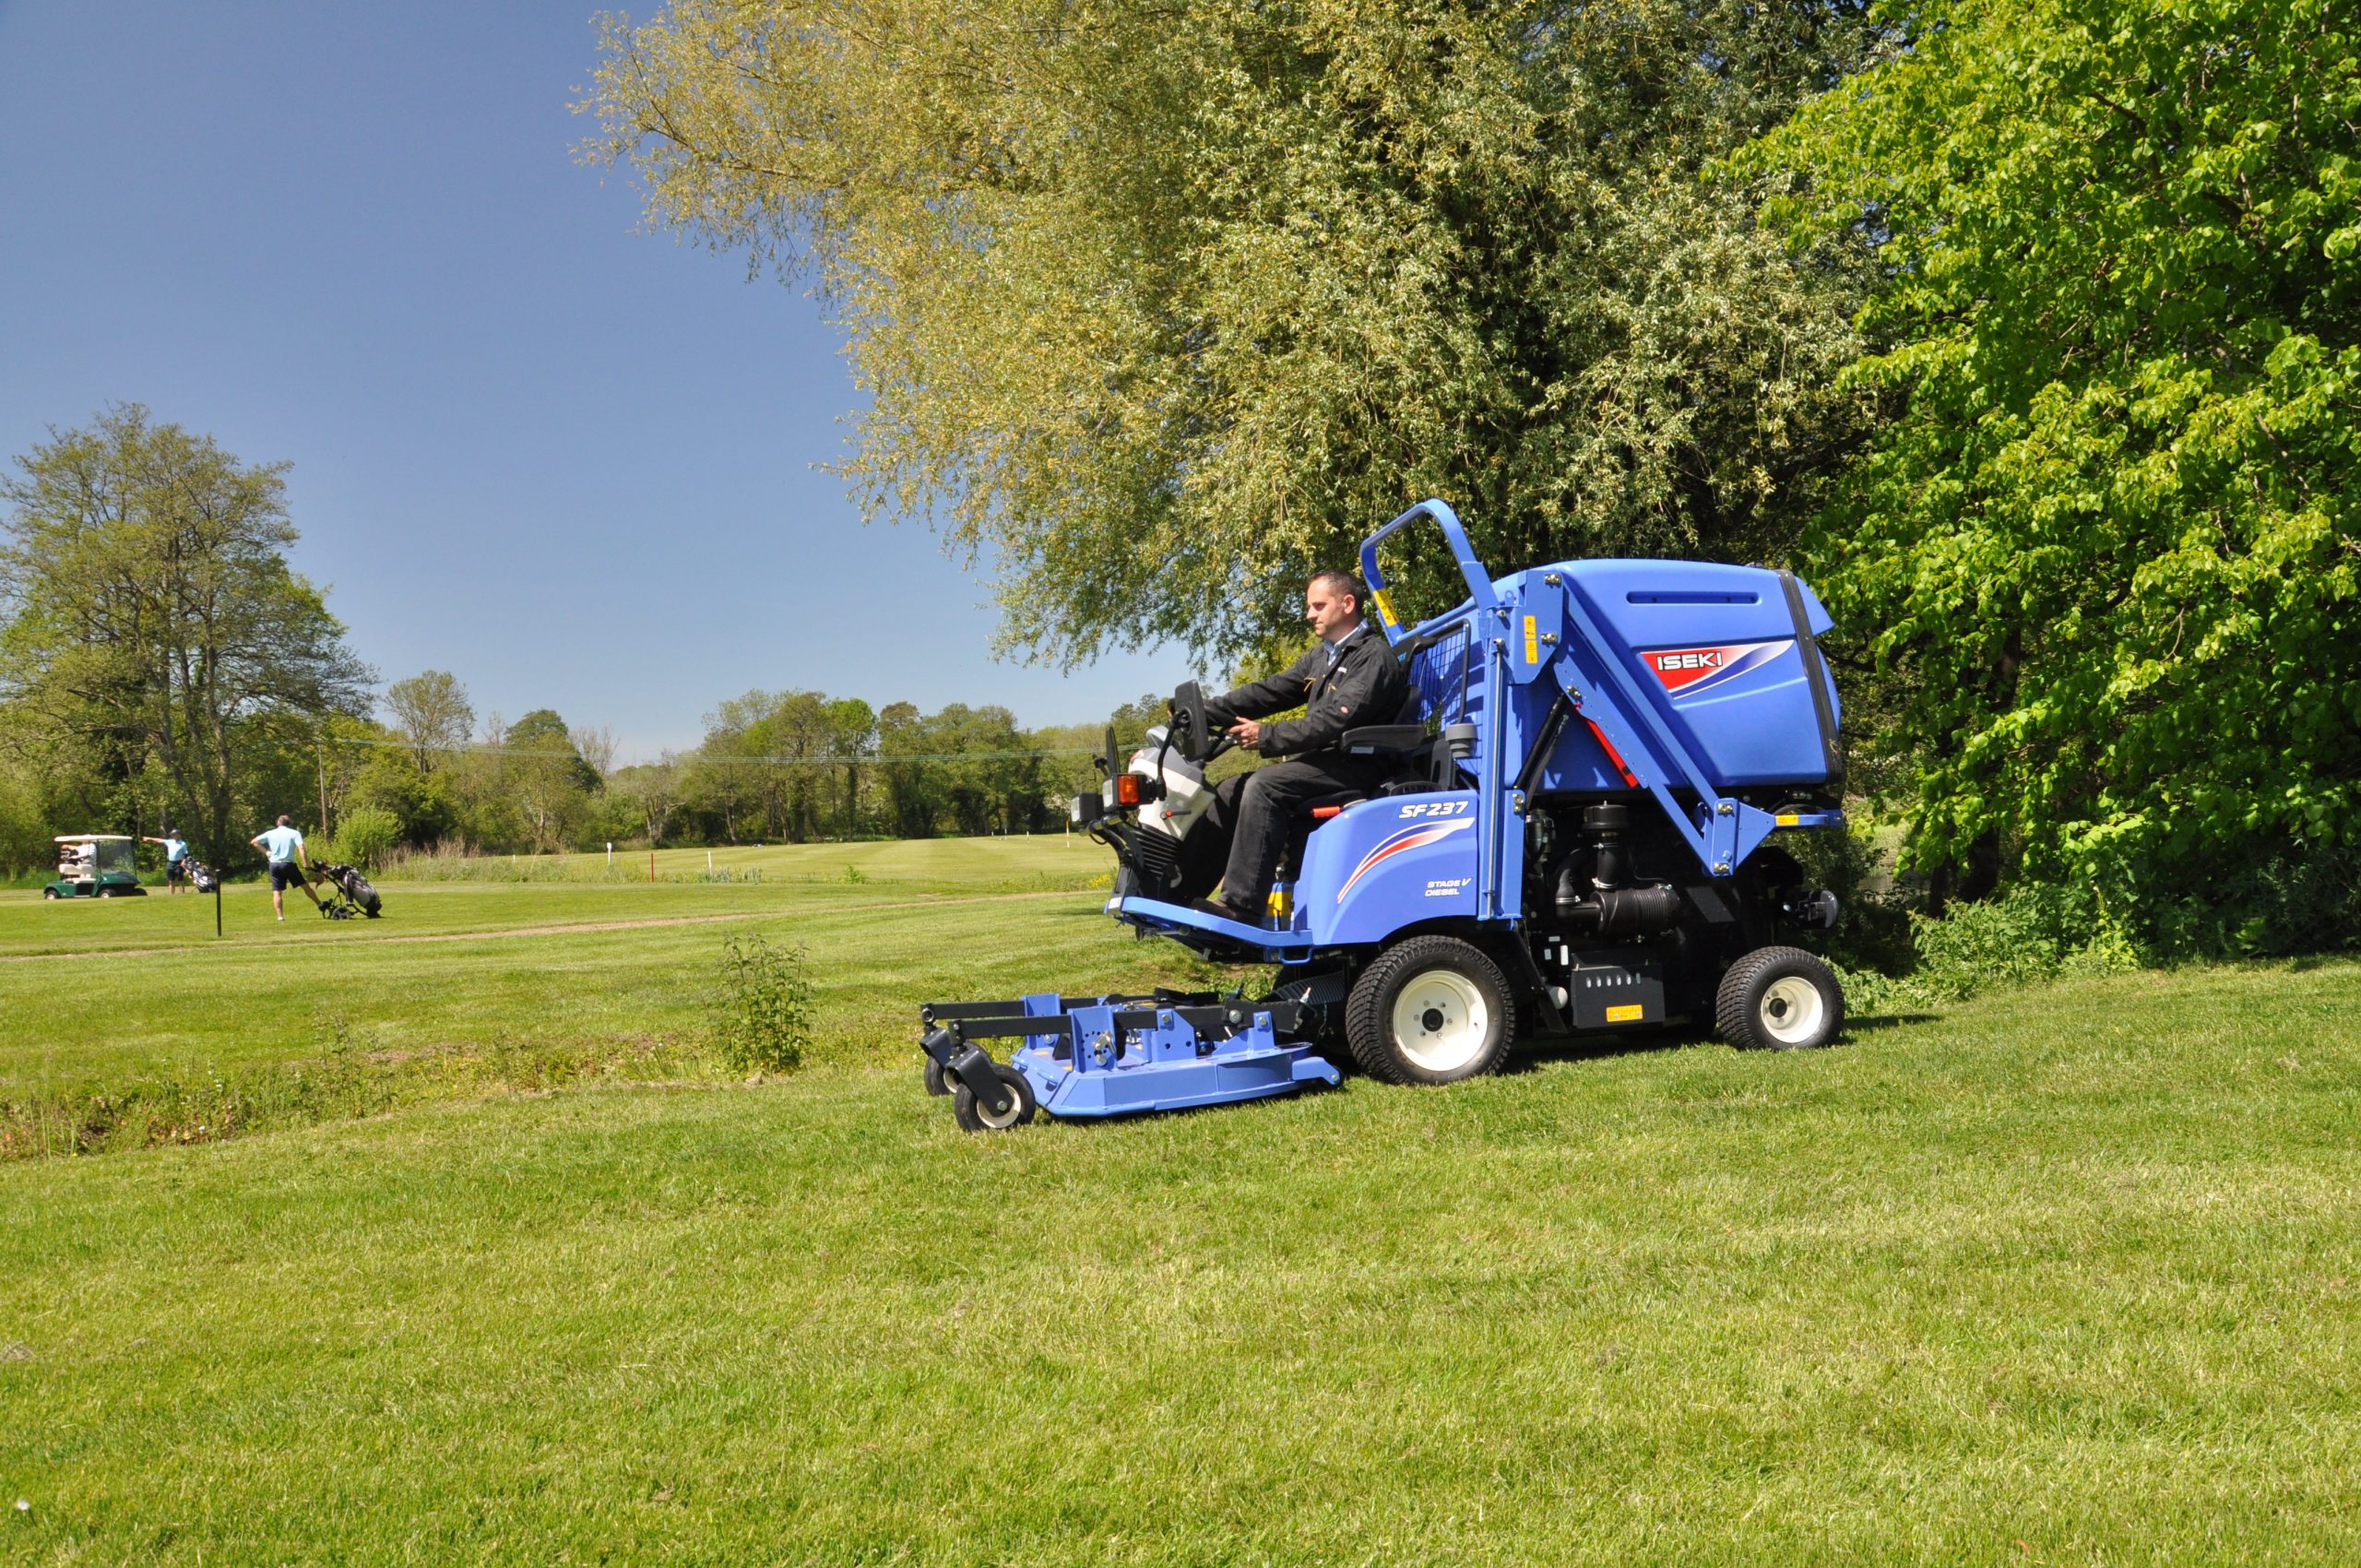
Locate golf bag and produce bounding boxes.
[311,861,382,920]
[183,857,220,894]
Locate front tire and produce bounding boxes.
[1716,945,1845,1051]
[952,1063,1038,1132]
[1345,935,1514,1086]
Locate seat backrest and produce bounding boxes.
[1394,620,1477,729]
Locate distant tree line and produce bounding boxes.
[322,680,1169,859]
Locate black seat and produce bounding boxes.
[1280,623,1480,869]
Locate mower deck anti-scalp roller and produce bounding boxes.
[921,497,1851,1130]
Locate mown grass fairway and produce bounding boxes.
[0,838,1216,1153]
[4,840,2360,1562]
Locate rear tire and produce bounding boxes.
[952,1063,1038,1132]
[1716,945,1844,1051]
[1344,935,1514,1086]
[42,888,59,900]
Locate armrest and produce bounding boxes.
[1341,725,1430,755]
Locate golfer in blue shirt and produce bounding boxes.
[142,827,189,895]
[249,815,323,921]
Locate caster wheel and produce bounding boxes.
[923,1055,950,1097]
[952,1063,1038,1132]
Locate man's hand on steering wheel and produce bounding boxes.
[1226,718,1262,749]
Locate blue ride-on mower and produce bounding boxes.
[919,499,1848,1131]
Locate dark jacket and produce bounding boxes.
[1211,622,1410,760]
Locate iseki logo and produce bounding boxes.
[1650,649,1724,673]
[1643,640,1791,697]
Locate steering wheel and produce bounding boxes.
[1169,682,1233,766]
[1171,682,1209,763]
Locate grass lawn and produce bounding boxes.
[0,838,1226,1155]
[4,852,2359,1562]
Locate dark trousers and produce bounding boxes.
[1191,754,1388,909]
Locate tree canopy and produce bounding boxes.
[0,405,373,857]
[1745,0,2360,920]
[385,670,473,775]
[586,0,1883,663]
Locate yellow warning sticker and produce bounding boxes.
[1523,614,1538,664]
[1606,1003,1644,1024]
[1371,588,1396,626]
[1775,813,1800,826]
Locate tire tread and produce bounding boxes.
[1715,944,1845,1051]
[1344,934,1514,1086]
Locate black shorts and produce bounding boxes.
[166,861,186,884]
[269,861,306,892]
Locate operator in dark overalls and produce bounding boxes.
[1190,569,1410,922]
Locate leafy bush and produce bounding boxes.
[1833,884,2141,1016]
[709,933,813,1075]
[1748,0,2361,918]
[2139,843,2361,961]
[326,807,401,871]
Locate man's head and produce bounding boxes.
[276,814,290,827]
[1304,570,1366,644]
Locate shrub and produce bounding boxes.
[709,933,813,1075]
[326,807,401,871]
[2138,842,2361,960]
[1831,883,2142,1017]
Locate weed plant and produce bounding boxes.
[708,932,813,1075]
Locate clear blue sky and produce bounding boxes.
[0,1,1179,761]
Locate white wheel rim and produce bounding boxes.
[976,1082,1026,1128]
[1391,970,1491,1074]
[1759,975,1826,1046]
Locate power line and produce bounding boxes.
[327,732,1110,768]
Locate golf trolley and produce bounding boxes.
[310,861,382,920]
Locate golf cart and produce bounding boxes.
[44,835,148,899]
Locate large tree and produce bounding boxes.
[1747,0,2360,918]
[501,708,600,852]
[586,0,1881,663]
[0,406,373,859]
[384,670,473,775]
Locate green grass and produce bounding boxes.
[5,837,2360,1561]
[0,838,1217,1156]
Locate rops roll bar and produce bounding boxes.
[1358,499,1501,644]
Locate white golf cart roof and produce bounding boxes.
[54,834,136,843]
